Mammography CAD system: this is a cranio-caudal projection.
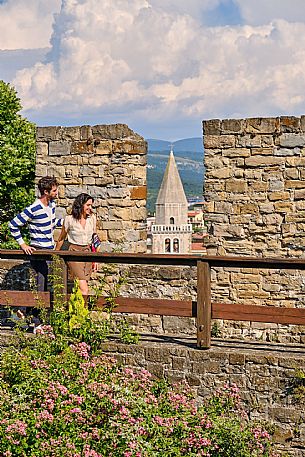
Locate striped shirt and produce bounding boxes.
[9,199,62,249]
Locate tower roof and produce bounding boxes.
[156,149,188,206]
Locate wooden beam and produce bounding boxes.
[0,291,50,308]
[96,296,194,317]
[212,303,305,326]
[196,261,211,349]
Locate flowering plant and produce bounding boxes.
[0,336,277,457]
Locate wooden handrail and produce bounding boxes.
[0,249,305,349]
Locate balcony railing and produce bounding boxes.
[151,224,192,233]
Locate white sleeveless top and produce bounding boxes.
[64,214,96,246]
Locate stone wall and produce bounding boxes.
[203,116,305,341]
[36,124,147,253]
[0,332,303,456]
[102,338,304,457]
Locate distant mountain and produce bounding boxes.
[147,137,203,153]
[145,137,204,214]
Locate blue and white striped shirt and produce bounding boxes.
[9,199,62,249]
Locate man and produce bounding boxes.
[9,176,62,291]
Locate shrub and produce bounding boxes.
[0,335,277,457]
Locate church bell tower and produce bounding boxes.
[151,147,192,254]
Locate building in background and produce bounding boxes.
[150,148,192,254]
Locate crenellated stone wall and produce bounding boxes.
[203,116,305,341]
[203,116,305,259]
[36,124,147,253]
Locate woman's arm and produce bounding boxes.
[55,225,68,250]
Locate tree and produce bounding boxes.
[0,80,36,247]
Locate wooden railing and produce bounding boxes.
[0,249,305,349]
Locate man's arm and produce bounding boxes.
[9,207,36,254]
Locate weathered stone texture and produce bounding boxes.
[203,116,305,343]
[101,339,304,457]
[36,124,147,253]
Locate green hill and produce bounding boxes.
[146,138,204,214]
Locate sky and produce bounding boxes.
[1,0,305,140]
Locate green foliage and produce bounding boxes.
[0,80,36,247]
[290,368,305,403]
[0,337,277,457]
[45,255,139,350]
[68,280,89,331]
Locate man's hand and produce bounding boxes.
[20,243,36,255]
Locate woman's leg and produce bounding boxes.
[78,279,89,296]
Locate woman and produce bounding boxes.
[56,193,96,296]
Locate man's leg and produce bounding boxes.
[30,259,49,292]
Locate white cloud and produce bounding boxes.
[3,0,305,138]
[0,0,61,50]
[235,0,305,26]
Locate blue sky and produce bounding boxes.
[1,0,305,140]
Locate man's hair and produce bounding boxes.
[38,176,58,195]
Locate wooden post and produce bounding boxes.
[196,260,211,349]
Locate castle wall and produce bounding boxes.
[203,116,305,340]
[36,124,147,253]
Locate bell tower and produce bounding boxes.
[151,147,192,254]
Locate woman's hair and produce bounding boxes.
[71,193,94,220]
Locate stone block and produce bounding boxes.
[80,125,92,140]
[64,185,88,198]
[71,141,93,154]
[222,147,250,158]
[36,126,61,141]
[130,186,147,200]
[91,123,141,140]
[49,141,71,156]
[268,191,290,201]
[245,117,279,134]
[108,230,126,242]
[95,140,113,154]
[209,168,232,179]
[61,126,81,140]
[204,135,236,149]
[274,147,300,156]
[101,221,124,230]
[79,165,99,177]
[286,157,305,166]
[280,116,301,133]
[239,203,258,214]
[107,187,130,198]
[261,135,274,146]
[245,156,284,167]
[279,133,305,148]
[88,186,108,198]
[202,119,221,135]
[225,180,247,193]
[221,118,243,133]
[112,140,146,154]
[109,207,131,221]
[248,182,268,192]
[250,147,274,155]
[237,135,262,148]
[274,202,294,213]
[285,180,305,189]
[36,142,48,157]
[131,207,147,221]
[294,189,305,200]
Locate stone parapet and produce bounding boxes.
[203,115,305,341]
[36,124,147,253]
